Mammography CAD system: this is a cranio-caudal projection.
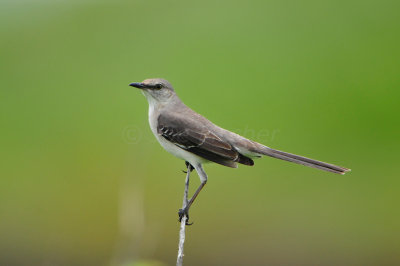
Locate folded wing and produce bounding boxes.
[157,113,254,167]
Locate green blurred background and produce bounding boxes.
[1,0,399,265]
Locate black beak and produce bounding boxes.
[129,82,146,89]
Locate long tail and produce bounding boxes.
[257,146,350,174]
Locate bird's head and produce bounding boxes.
[130,78,175,103]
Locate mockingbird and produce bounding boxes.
[130,78,350,224]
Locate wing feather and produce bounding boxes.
[157,114,254,167]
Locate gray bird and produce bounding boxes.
[130,78,350,223]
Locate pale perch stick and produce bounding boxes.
[176,165,191,266]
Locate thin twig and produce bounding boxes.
[176,166,191,266]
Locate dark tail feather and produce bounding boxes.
[258,146,350,174]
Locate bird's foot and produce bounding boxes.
[178,207,193,226]
[182,162,194,173]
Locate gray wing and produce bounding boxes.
[157,113,254,167]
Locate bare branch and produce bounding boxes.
[176,166,191,266]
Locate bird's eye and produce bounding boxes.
[155,83,163,89]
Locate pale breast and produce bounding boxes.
[148,103,207,165]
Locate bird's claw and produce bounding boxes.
[178,207,193,225]
[184,162,194,173]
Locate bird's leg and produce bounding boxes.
[178,164,207,224]
[187,181,207,210]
